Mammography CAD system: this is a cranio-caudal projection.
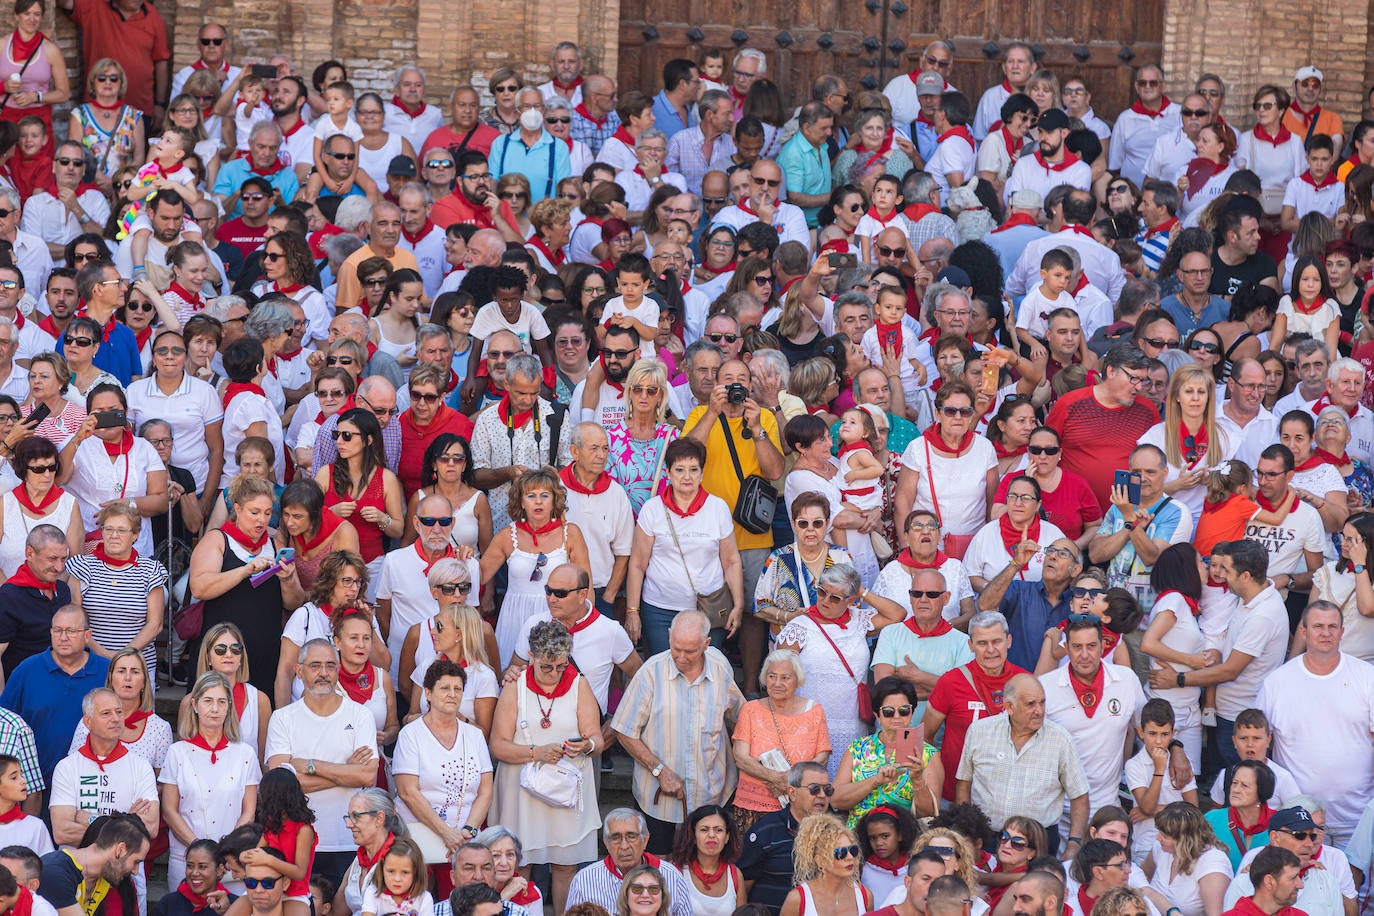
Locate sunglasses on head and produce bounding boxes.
[435,581,472,595]
[1067,612,1101,626]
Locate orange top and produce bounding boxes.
[1194,493,1259,557]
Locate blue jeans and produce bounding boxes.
[640,602,726,658]
[1204,715,1240,791]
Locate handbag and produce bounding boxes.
[718,415,778,535]
[924,437,973,560]
[663,509,733,622]
[516,675,583,810]
[809,615,874,725]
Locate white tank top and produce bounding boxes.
[685,867,740,916]
[358,132,404,187]
[238,681,261,758]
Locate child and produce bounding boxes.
[240,768,316,916]
[217,824,264,897]
[856,175,913,261]
[313,81,364,179]
[119,127,204,276]
[1207,708,1302,807]
[1037,583,1136,673]
[858,806,919,904]
[1124,699,1198,863]
[1194,460,1292,557]
[861,285,926,411]
[156,839,235,916]
[464,264,555,373]
[664,218,694,257]
[231,75,272,153]
[11,115,54,200]
[836,405,890,557]
[698,49,727,93]
[1271,254,1340,356]
[1015,247,1076,358]
[598,252,660,355]
[308,876,335,916]
[1281,134,1343,227]
[361,837,433,916]
[0,754,51,855]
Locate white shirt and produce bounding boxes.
[514,604,635,710]
[1041,661,1145,812]
[10,313,56,363]
[384,101,446,155]
[636,492,733,611]
[1214,584,1290,719]
[20,190,111,257]
[265,697,379,851]
[710,201,812,253]
[1225,846,1345,916]
[1143,128,1199,183]
[928,131,978,204]
[972,82,1014,140]
[1109,102,1182,186]
[1236,130,1306,195]
[1004,153,1093,203]
[170,61,242,101]
[65,436,164,556]
[1207,755,1300,807]
[870,554,974,623]
[615,168,687,212]
[596,134,638,173]
[51,744,158,819]
[897,434,998,537]
[1306,399,1374,465]
[563,476,633,589]
[1244,495,1325,581]
[1007,226,1127,303]
[222,390,285,481]
[1124,744,1196,859]
[1283,173,1345,221]
[469,300,551,355]
[1258,652,1374,843]
[390,717,491,829]
[1217,403,1278,473]
[1146,843,1232,916]
[962,517,1066,583]
[8,230,53,301]
[398,223,449,298]
[883,72,935,130]
[158,739,261,853]
[376,547,478,682]
[126,373,223,484]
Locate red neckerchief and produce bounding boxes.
[280,117,307,142]
[273,281,306,295]
[1290,102,1322,129]
[1179,420,1207,469]
[232,681,247,718]
[1315,447,1349,467]
[508,883,541,907]
[1077,887,1097,916]
[609,125,635,148]
[866,854,906,878]
[87,98,123,112]
[1312,393,1358,418]
[993,441,1026,460]
[1253,122,1293,147]
[998,513,1040,554]
[101,428,134,459]
[75,309,116,342]
[390,96,426,119]
[594,352,625,399]
[221,381,264,411]
[292,509,342,556]
[93,542,137,568]
[865,206,900,227]
[36,315,61,337]
[8,888,31,916]
[565,605,601,635]
[663,486,708,517]
[966,660,1022,714]
[11,482,61,514]
[1034,150,1082,172]
[1060,224,1095,240]
[0,804,23,824]
[875,319,903,355]
[1130,96,1171,118]
[77,736,128,772]
[896,548,948,570]
[168,282,203,310]
[124,709,153,730]
[133,325,153,351]
[839,440,874,458]
[1158,589,1200,617]
[1256,488,1300,513]
[401,219,436,245]
[221,520,268,553]
[604,852,662,881]
[737,197,762,218]
[553,76,583,92]
[177,882,229,912]
[559,462,610,495]
[902,202,940,223]
[356,833,395,871]
[9,29,45,61]
[5,563,53,596]
[337,663,376,704]
[1300,169,1339,190]
[413,540,455,576]
[574,103,607,127]
[937,125,975,151]
[187,732,230,763]
[1185,157,1226,199]
[526,663,578,699]
[860,128,895,171]
[999,124,1021,161]
[1228,805,1273,852]
[806,605,852,628]
[922,423,975,457]
[516,518,560,539]
[527,233,565,267]
[1143,216,1179,239]
[779,276,803,296]
[991,211,1038,234]
[1070,663,1105,717]
[496,392,533,429]
[728,85,746,109]
[905,615,954,637]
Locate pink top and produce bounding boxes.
[0,33,52,106]
[730,697,831,812]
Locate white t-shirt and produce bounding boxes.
[564,481,634,589]
[65,436,164,556]
[962,517,1066,583]
[1015,286,1078,339]
[1276,296,1341,341]
[927,132,977,204]
[265,698,378,851]
[514,605,635,711]
[408,657,498,719]
[223,391,285,480]
[1225,844,1345,916]
[390,717,492,829]
[1207,755,1300,807]
[1145,592,1204,717]
[313,114,364,144]
[1214,585,1291,719]
[1040,661,1145,812]
[51,746,158,820]
[159,740,261,855]
[1244,497,1326,581]
[376,549,480,682]
[898,435,998,537]
[600,295,659,358]
[1124,744,1197,861]
[469,301,551,354]
[870,555,974,623]
[636,492,734,611]
[0,813,52,856]
[569,378,628,431]
[126,373,224,484]
[1146,843,1232,916]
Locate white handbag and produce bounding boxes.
[517,679,583,810]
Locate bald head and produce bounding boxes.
[467,229,505,267]
[1004,673,1044,707]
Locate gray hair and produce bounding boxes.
[603,808,648,840]
[812,74,845,102]
[417,322,448,346]
[750,349,790,387]
[833,290,873,322]
[669,609,712,642]
[924,39,955,56]
[205,295,247,322]
[902,171,940,208]
[324,233,366,262]
[552,41,580,58]
[1195,72,1225,94]
[249,120,283,145]
[27,523,67,552]
[81,687,119,720]
[733,48,767,76]
[1330,357,1363,383]
[967,610,1011,636]
[0,188,19,211]
[683,338,725,367]
[398,181,432,206]
[392,66,426,90]
[697,89,730,119]
[637,128,668,148]
[545,96,572,114]
[817,563,861,598]
[922,282,970,322]
[297,636,339,665]
[1317,406,1350,430]
[335,196,373,232]
[527,619,573,661]
[426,557,471,589]
[350,788,409,837]
[788,760,828,787]
[0,316,15,340]
[1292,338,1330,363]
[569,421,608,450]
[245,299,294,341]
[761,648,805,687]
[506,353,543,384]
[472,826,523,861]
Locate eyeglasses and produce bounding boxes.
[436,454,467,465]
[330,430,360,442]
[999,831,1031,849]
[879,704,914,717]
[146,436,172,447]
[199,36,225,45]
[706,332,739,344]
[544,116,571,125]
[1102,861,1132,871]
[212,642,244,656]
[461,171,492,181]
[54,157,82,167]
[1188,341,1220,354]
[50,627,86,638]
[1177,267,1211,277]
[493,84,520,93]
[832,845,861,861]
[95,74,120,83]
[358,395,397,417]
[25,463,57,474]
[939,405,975,417]
[751,176,782,187]
[1256,469,1287,480]
[600,347,636,359]
[1180,107,1209,117]
[1253,101,1277,111]
[1135,79,1160,88]
[326,356,354,366]
[629,385,660,396]
[804,783,835,796]
[627,884,662,897]
[101,526,135,536]
[1027,444,1060,456]
[544,585,582,598]
[908,589,945,599]
[435,581,473,595]
[485,349,517,360]
[1045,545,1080,561]
[0,413,18,423]
[342,810,381,824]
[63,336,95,348]
[325,152,357,161]
[876,245,907,258]
[409,389,442,404]
[752,275,774,286]
[1140,337,1181,350]
[242,192,268,202]
[1006,492,1040,505]
[243,878,279,890]
[1068,586,1105,600]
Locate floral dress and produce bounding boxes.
[844,733,938,828]
[71,103,141,177]
[606,422,680,516]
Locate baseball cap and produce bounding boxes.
[915,72,944,96]
[387,155,417,178]
[1009,189,1043,211]
[1036,108,1071,132]
[1268,806,1317,833]
[937,265,971,288]
[1295,66,1323,84]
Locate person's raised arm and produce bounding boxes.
[977,540,1039,611]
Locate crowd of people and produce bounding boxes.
[0,8,1370,916]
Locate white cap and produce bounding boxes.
[1295,66,1323,83]
[1008,189,1043,211]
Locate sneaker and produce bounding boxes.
[168,662,190,687]
[601,756,614,773]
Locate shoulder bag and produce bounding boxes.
[809,617,874,725]
[663,506,733,623]
[718,414,778,534]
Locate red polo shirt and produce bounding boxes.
[215,217,270,260]
[69,0,170,116]
[420,123,499,159]
[430,191,518,233]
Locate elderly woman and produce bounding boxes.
[68,58,143,179]
[473,826,542,911]
[60,317,121,405]
[1236,85,1304,221]
[1143,802,1233,916]
[775,564,905,777]
[831,676,942,825]
[754,492,855,636]
[963,475,1066,590]
[292,370,354,477]
[190,474,304,696]
[543,97,591,177]
[24,351,87,446]
[731,649,831,830]
[1280,408,1349,533]
[490,620,600,911]
[273,478,360,593]
[526,198,574,275]
[0,435,82,576]
[182,622,270,760]
[397,363,472,499]
[834,108,914,187]
[332,789,409,916]
[1138,365,1232,521]
[991,426,1100,549]
[242,298,295,415]
[159,671,261,887]
[870,509,975,626]
[404,568,499,736]
[1315,406,1374,510]
[779,813,871,916]
[1203,760,1274,868]
[625,437,742,655]
[606,359,679,516]
[785,415,881,587]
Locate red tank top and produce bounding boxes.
[324,466,387,562]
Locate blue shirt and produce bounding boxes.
[1160,293,1230,337]
[652,90,693,139]
[911,119,940,165]
[212,160,301,218]
[490,129,571,202]
[1,649,109,780]
[0,580,72,676]
[776,131,831,228]
[59,322,141,386]
[997,580,1073,671]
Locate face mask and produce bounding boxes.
[520,108,544,132]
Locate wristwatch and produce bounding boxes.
[1356,565,1368,574]
[1175,672,1187,688]
[1123,521,1135,531]
[305,758,317,776]
[651,763,664,778]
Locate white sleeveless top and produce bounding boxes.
[685,867,740,916]
[358,131,404,186]
[238,681,262,758]
[798,881,866,916]
[0,489,76,576]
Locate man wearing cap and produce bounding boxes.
[1283,67,1345,150]
[1109,65,1181,187]
[490,88,571,203]
[905,72,947,165]
[972,42,1034,140]
[214,177,273,259]
[383,155,417,203]
[1143,93,1214,185]
[384,66,445,154]
[1004,109,1092,204]
[985,190,1048,279]
[1223,807,1344,916]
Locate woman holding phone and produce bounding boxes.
[830,676,941,826]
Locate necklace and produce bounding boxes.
[535,692,555,729]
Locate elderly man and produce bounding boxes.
[0,192,51,302]
[0,532,71,663]
[570,75,621,155]
[555,426,633,609]
[470,353,571,531]
[710,158,810,250]
[458,326,519,413]
[49,688,157,844]
[213,122,300,218]
[737,762,834,910]
[885,41,954,126]
[972,41,1034,139]
[490,88,570,203]
[1258,603,1374,847]
[871,569,975,720]
[1109,65,1181,187]
[395,183,445,296]
[423,86,500,159]
[615,130,684,214]
[1,601,107,789]
[1224,809,1334,915]
[1142,92,1214,185]
[21,142,109,260]
[313,376,402,473]
[0,320,25,402]
[384,66,444,153]
[319,312,404,391]
[170,22,239,99]
[957,673,1089,854]
[1304,357,1374,463]
[777,102,834,228]
[266,639,377,882]
[433,844,531,916]
[668,339,723,422]
[38,815,148,916]
[665,90,736,196]
[332,201,418,312]
[1283,66,1345,150]
[612,611,743,852]
[728,49,767,117]
[912,283,980,379]
[538,42,585,104]
[1219,358,1278,471]
[978,537,1082,672]
[565,809,691,916]
[1088,444,1193,597]
[1008,188,1125,302]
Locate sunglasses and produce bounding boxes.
[1180,107,1209,117]
[627,884,662,896]
[1141,337,1180,350]
[243,878,278,890]
[95,74,120,83]
[629,385,660,396]
[544,116,571,125]
[794,518,827,529]
[1278,829,1319,842]
[600,347,636,359]
[544,585,582,598]
[436,454,467,465]
[435,581,473,595]
[999,831,1031,849]
[125,301,154,313]
[409,390,441,404]
[425,160,454,169]
[1067,612,1101,626]
[751,176,782,187]
[54,157,82,167]
[241,193,268,202]
[326,356,355,366]
[63,336,95,348]
[1253,101,1277,111]
[908,589,945,599]
[212,642,244,656]
[530,552,548,582]
[1107,184,1130,194]
[326,152,357,161]
[330,429,360,442]
[706,332,739,344]
[26,463,57,474]
[939,405,975,417]
[752,275,774,286]
[1068,586,1105,600]
[804,783,836,796]
[199,37,225,45]
[1027,444,1061,456]
[1188,341,1220,354]
[877,245,907,258]
[833,845,861,861]
[417,516,454,527]
[879,704,914,717]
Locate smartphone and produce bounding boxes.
[275,547,296,564]
[828,252,858,269]
[94,409,127,429]
[24,402,50,427]
[890,723,924,764]
[1113,469,1142,505]
[250,63,277,80]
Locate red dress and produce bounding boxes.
[324,467,387,562]
[262,819,317,897]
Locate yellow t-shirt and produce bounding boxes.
[683,406,781,551]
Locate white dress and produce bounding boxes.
[495,523,569,668]
[0,488,77,576]
[778,606,878,778]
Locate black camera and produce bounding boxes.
[725,383,749,405]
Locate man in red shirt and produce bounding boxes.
[1046,344,1160,510]
[421,86,499,160]
[58,0,170,121]
[1220,845,1303,916]
[921,610,1025,801]
[214,177,273,259]
[431,150,522,242]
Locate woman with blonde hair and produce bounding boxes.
[1139,364,1230,520]
[607,358,679,516]
[405,566,500,737]
[183,621,271,760]
[1142,801,1232,916]
[779,813,871,916]
[911,825,981,892]
[1093,887,1152,916]
[766,259,831,366]
[789,357,840,425]
[616,864,672,916]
